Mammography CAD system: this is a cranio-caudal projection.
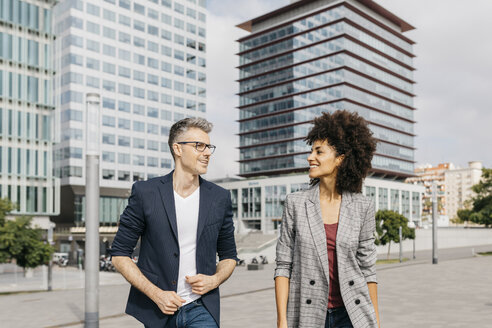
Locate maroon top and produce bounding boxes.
[324,223,344,308]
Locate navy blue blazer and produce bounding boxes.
[110,171,238,327]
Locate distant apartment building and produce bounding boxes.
[51,0,207,253]
[445,161,483,220]
[216,0,425,233]
[0,0,60,228]
[406,163,454,217]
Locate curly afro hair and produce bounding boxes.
[304,110,377,193]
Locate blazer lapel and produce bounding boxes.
[305,184,330,284]
[157,171,178,242]
[336,192,354,255]
[196,176,212,242]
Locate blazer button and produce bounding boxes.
[174,253,178,257]
[310,280,315,285]
[349,280,354,286]
[172,280,177,285]
[306,299,312,304]
[355,299,360,305]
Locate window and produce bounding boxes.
[186,69,196,79]
[86,58,100,70]
[62,109,83,122]
[118,170,130,180]
[119,31,131,44]
[133,138,145,149]
[103,27,116,39]
[186,99,196,110]
[198,42,206,52]
[119,0,131,10]
[148,157,158,167]
[199,0,206,8]
[174,3,184,14]
[118,83,131,95]
[148,140,159,151]
[102,169,115,180]
[161,158,172,169]
[134,3,145,15]
[174,97,184,107]
[61,72,83,85]
[187,23,196,34]
[161,29,172,41]
[148,91,159,102]
[161,78,172,89]
[198,27,206,38]
[118,136,130,147]
[103,62,116,74]
[161,61,172,72]
[103,9,116,22]
[134,20,145,32]
[161,125,171,135]
[198,57,206,67]
[134,70,145,81]
[103,98,115,109]
[161,45,172,57]
[87,4,100,16]
[174,34,184,45]
[119,66,131,78]
[187,8,196,18]
[86,40,100,52]
[162,0,172,8]
[62,35,83,48]
[87,22,100,34]
[161,13,172,25]
[161,93,172,104]
[148,8,159,20]
[148,25,159,36]
[147,57,159,69]
[133,121,145,132]
[174,65,184,76]
[133,155,145,166]
[186,84,196,95]
[174,50,184,61]
[118,49,131,61]
[119,14,131,26]
[198,72,206,82]
[102,115,115,127]
[102,133,115,145]
[118,118,131,130]
[148,41,159,53]
[118,153,130,164]
[147,123,158,135]
[133,104,145,115]
[198,103,205,112]
[102,151,115,163]
[161,110,172,121]
[134,87,145,99]
[102,80,115,92]
[187,39,196,49]
[147,107,159,118]
[148,74,159,85]
[134,54,145,65]
[198,12,206,22]
[103,44,116,56]
[174,18,184,29]
[187,54,196,64]
[174,81,184,92]
[118,101,131,113]
[86,76,100,88]
[134,36,145,48]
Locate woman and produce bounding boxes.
[275,110,380,328]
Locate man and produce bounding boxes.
[111,118,237,328]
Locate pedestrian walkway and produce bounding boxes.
[1,245,491,327]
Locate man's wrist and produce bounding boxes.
[211,274,220,289]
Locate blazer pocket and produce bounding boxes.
[139,267,159,285]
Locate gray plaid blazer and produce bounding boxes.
[275,183,378,328]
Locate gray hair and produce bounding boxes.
[168,117,213,159]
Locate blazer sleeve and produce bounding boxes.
[216,191,239,262]
[356,200,377,283]
[110,182,145,258]
[274,194,295,279]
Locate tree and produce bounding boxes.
[0,198,15,226]
[458,168,492,227]
[0,216,54,273]
[375,210,415,259]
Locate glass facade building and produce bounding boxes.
[0,0,60,218]
[52,0,207,226]
[236,0,416,179]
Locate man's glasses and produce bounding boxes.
[176,141,216,154]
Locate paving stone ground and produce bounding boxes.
[1,245,491,328]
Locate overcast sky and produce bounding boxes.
[203,0,492,180]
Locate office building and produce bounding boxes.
[0,0,60,228]
[51,0,207,252]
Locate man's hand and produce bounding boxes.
[186,274,219,295]
[152,289,186,315]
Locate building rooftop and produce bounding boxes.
[237,0,415,33]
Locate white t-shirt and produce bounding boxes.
[174,187,201,305]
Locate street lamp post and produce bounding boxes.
[432,182,438,264]
[85,93,100,327]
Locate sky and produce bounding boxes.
[203,0,492,180]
